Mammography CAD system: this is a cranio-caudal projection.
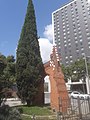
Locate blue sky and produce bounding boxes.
[0,0,69,61]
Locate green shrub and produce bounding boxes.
[0,105,22,120]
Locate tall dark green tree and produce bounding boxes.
[16,0,45,106]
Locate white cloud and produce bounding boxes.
[38,38,52,63]
[38,24,53,63]
[88,0,90,3]
[43,24,53,43]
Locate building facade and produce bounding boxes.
[52,0,90,65]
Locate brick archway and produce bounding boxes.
[44,46,69,112]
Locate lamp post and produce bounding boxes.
[84,54,90,94]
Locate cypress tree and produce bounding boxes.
[16,0,45,106]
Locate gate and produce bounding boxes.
[57,97,90,120]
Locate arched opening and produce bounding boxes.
[44,75,51,104]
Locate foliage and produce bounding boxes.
[3,55,16,84]
[61,59,90,82]
[16,0,45,106]
[0,105,22,120]
[0,54,16,105]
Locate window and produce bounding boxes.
[66,61,69,64]
[70,60,73,63]
[75,8,78,11]
[67,31,70,34]
[85,20,88,24]
[81,47,84,51]
[66,17,68,20]
[74,32,77,35]
[63,29,65,32]
[72,14,74,17]
[58,38,60,41]
[62,15,65,19]
[64,36,66,39]
[63,22,65,25]
[58,35,60,38]
[88,41,90,45]
[76,49,79,52]
[78,31,81,34]
[83,13,86,17]
[58,31,60,34]
[44,83,49,92]
[67,27,69,30]
[63,25,65,28]
[65,56,68,59]
[82,52,85,56]
[64,40,67,43]
[64,32,66,35]
[76,16,79,19]
[66,24,69,27]
[66,14,68,17]
[73,29,76,32]
[80,39,83,42]
[77,19,80,23]
[70,55,72,58]
[66,20,69,24]
[84,17,87,21]
[78,27,81,30]
[79,35,82,38]
[87,36,90,40]
[85,24,88,27]
[68,39,71,42]
[57,27,60,30]
[64,44,67,47]
[87,33,90,37]
[75,41,78,43]
[68,43,71,46]
[70,3,73,6]
[74,1,77,4]
[73,21,75,24]
[62,19,65,22]
[57,24,59,27]
[77,23,80,27]
[75,36,77,39]
[72,18,75,21]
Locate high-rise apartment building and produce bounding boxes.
[52,0,90,65]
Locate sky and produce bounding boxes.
[0,0,69,63]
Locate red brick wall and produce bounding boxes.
[44,62,69,112]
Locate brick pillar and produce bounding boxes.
[44,46,69,112]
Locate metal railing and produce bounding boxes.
[57,97,90,120]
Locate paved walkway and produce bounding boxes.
[22,113,57,120]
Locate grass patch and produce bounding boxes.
[17,106,54,116]
[18,105,54,116]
